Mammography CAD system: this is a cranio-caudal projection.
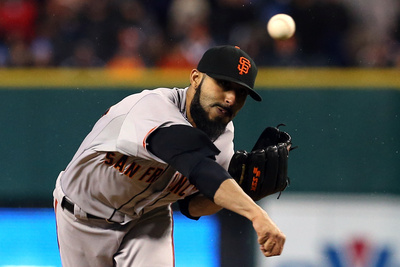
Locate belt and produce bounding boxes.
[61,197,110,222]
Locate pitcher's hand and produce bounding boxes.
[252,210,286,257]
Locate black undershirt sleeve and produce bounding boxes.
[146,125,232,201]
[176,192,201,220]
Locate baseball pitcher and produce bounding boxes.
[53,45,294,266]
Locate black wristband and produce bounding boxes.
[177,192,201,220]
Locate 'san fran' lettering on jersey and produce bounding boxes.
[104,152,197,196]
[104,152,164,182]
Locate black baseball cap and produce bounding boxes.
[197,45,262,101]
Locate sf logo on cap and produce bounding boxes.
[238,57,251,75]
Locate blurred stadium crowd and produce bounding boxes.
[1,0,400,68]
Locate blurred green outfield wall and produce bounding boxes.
[0,69,399,206]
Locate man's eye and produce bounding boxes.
[236,88,248,97]
[218,80,229,88]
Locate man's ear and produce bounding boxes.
[190,69,203,90]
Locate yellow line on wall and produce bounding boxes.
[0,68,398,89]
[0,69,190,89]
[256,68,400,89]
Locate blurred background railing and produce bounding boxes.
[0,0,400,68]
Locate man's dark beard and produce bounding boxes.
[190,83,228,141]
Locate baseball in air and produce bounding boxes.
[267,14,296,40]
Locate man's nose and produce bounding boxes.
[225,90,236,106]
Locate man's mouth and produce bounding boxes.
[215,105,233,117]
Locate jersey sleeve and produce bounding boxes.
[116,93,191,160]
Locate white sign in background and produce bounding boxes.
[256,194,400,267]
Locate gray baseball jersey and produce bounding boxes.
[53,88,234,267]
[54,87,235,266]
